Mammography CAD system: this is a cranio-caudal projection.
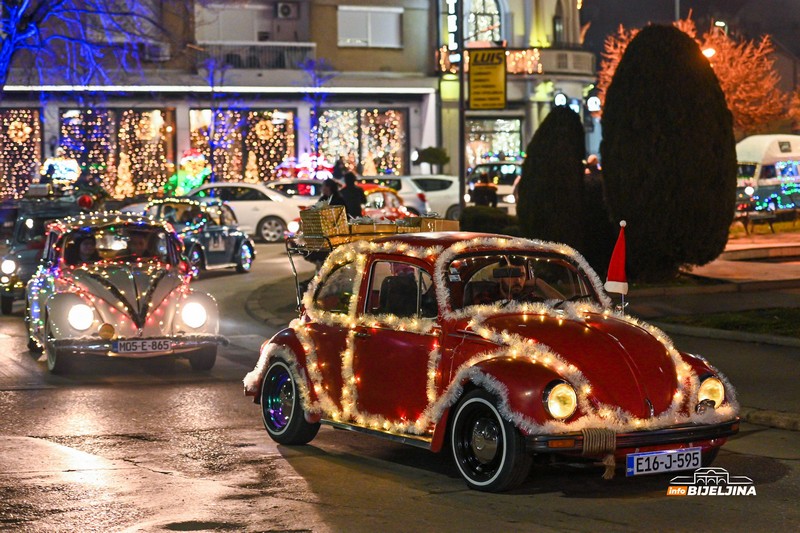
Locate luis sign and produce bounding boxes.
[468,49,507,110]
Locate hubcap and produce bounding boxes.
[260,220,283,242]
[264,369,293,431]
[470,418,500,464]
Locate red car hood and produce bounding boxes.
[479,313,678,418]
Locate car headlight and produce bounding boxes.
[1,259,16,275]
[698,376,725,408]
[287,220,300,234]
[544,381,578,420]
[67,303,94,331]
[181,301,207,329]
[503,194,516,204]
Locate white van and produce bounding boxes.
[736,135,800,188]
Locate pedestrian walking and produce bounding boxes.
[339,171,366,219]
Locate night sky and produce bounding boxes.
[580,0,800,57]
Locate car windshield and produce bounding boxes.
[448,252,596,310]
[147,202,208,227]
[62,224,175,266]
[15,216,49,244]
[737,164,756,179]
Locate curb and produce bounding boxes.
[630,277,800,297]
[651,321,800,349]
[244,282,297,329]
[739,407,800,432]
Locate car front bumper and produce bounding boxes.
[53,335,229,358]
[0,277,25,299]
[526,418,739,455]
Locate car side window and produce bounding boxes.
[413,178,452,191]
[205,207,222,226]
[314,262,359,314]
[366,192,384,209]
[385,193,400,208]
[220,205,237,226]
[237,187,269,201]
[365,261,437,319]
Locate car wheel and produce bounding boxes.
[235,244,254,273]
[188,346,217,371]
[702,447,719,467]
[451,389,532,492]
[258,217,286,243]
[187,246,203,278]
[260,358,320,445]
[445,205,461,220]
[45,326,72,374]
[1,296,13,315]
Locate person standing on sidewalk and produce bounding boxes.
[339,171,366,219]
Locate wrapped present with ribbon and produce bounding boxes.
[299,205,349,249]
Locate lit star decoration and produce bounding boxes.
[245,236,739,437]
[0,109,42,199]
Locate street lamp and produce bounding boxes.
[714,20,728,35]
[702,48,716,59]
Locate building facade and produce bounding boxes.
[0,0,594,198]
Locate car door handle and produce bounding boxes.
[354,331,371,339]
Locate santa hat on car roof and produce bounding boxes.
[604,220,628,295]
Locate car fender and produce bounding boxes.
[430,355,566,452]
[184,238,207,268]
[44,291,97,340]
[244,328,319,418]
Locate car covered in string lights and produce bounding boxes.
[139,198,256,277]
[26,212,226,374]
[1,191,98,315]
[244,233,739,492]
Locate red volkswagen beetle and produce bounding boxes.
[244,233,739,492]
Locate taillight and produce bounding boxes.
[77,194,93,210]
[417,192,427,202]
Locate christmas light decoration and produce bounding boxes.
[115,110,175,197]
[0,109,42,199]
[318,109,407,176]
[189,109,295,183]
[59,109,117,191]
[245,236,739,439]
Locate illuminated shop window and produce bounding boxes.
[318,108,407,175]
[60,109,117,192]
[115,109,177,197]
[466,118,522,168]
[0,109,42,199]
[189,109,296,182]
[468,0,502,43]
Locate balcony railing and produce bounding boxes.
[437,46,595,77]
[196,41,316,70]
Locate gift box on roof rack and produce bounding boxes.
[397,216,460,232]
[299,205,349,248]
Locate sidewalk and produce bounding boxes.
[245,233,800,431]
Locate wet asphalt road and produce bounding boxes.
[0,244,799,532]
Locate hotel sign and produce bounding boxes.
[468,49,507,110]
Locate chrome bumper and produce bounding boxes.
[53,335,229,358]
[526,418,740,453]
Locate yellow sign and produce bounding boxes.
[468,49,506,110]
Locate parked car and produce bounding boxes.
[355,176,431,215]
[267,179,333,200]
[188,183,306,243]
[143,198,255,277]
[1,191,98,315]
[405,175,460,219]
[467,161,522,215]
[26,213,225,373]
[244,232,739,492]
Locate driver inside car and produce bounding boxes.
[495,257,563,302]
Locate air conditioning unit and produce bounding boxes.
[276,2,299,19]
[143,42,171,62]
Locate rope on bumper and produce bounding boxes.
[581,428,617,480]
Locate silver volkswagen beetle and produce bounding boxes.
[26,212,226,373]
